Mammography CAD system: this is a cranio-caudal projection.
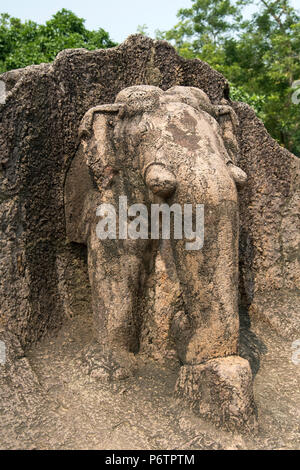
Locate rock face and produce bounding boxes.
[64,85,256,427]
[0,35,230,349]
[65,85,247,363]
[0,35,299,431]
[234,103,300,338]
[175,356,257,432]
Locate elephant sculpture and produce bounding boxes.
[65,85,257,430]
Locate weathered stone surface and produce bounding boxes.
[64,84,256,429]
[175,356,257,432]
[65,85,247,372]
[0,328,52,449]
[0,35,299,438]
[2,309,299,450]
[234,103,300,338]
[0,35,298,350]
[0,35,229,350]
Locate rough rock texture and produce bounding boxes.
[0,328,53,447]
[0,35,298,351]
[234,102,300,338]
[1,310,299,450]
[0,34,299,443]
[65,85,247,368]
[0,35,229,350]
[175,356,257,432]
[64,85,256,426]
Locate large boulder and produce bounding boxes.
[234,102,299,338]
[0,34,298,353]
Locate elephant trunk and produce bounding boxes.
[144,163,177,198]
[226,162,247,186]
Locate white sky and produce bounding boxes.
[1,0,299,43]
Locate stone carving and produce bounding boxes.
[1,35,298,353]
[1,36,299,447]
[65,85,257,430]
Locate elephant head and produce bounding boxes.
[76,85,247,200]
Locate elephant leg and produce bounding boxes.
[170,194,257,430]
[171,200,240,365]
[85,227,151,381]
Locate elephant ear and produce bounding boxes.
[64,104,121,244]
[78,104,123,190]
[214,104,240,165]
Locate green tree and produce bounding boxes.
[0,9,116,73]
[158,0,300,156]
[137,24,149,36]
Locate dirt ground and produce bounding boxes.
[0,309,299,450]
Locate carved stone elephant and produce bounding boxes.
[65,85,257,430]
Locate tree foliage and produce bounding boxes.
[0,5,299,155]
[0,9,116,73]
[158,0,300,156]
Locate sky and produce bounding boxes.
[0,0,192,42]
[1,0,299,43]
